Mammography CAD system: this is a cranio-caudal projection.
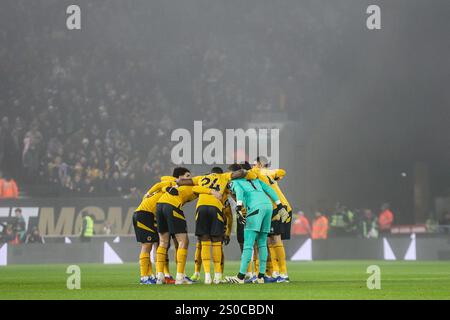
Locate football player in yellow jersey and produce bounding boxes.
[222,197,233,274]
[155,167,222,285]
[251,156,291,282]
[132,178,175,284]
[191,191,233,283]
[176,166,248,284]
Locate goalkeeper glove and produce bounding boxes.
[276,203,289,223]
[235,205,246,225]
[223,235,230,246]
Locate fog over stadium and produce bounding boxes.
[1,0,449,224]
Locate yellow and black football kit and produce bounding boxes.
[155,182,212,279]
[262,168,293,240]
[191,172,233,237]
[132,180,174,243]
[223,197,233,240]
[251,167,291,276]
[191,171,256,237]
[156,184,211,235]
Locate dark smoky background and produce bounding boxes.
[1,0,449,224]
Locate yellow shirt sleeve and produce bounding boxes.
[191,185,212,195]
[147,181,172,195]
[191,175,204,185]
[160,176,176,182]
[272,169,286,181]
[222,172,232,181]
[245,171,258,180]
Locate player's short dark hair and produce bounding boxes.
[240,161,252,170]
[211,167,223,174]
[228,163,241,172]
[172,167,190,178]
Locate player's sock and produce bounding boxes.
[274,242,287,276]
[212,241,222,274]
[163,253,170,276]
[194,242,202,274]
[266,252,273,276]
[246,261,253,276]
[156,246,167,275]
[268,243,280,276]
[245,249,254,277]
[139,252,151,279]
[174,247,178,264]
[176,247,188,276]
[257,233,269,276]
[201,241,211,274]
[239,230,258,275]
[220,246,225,273]
[253,246,260,275]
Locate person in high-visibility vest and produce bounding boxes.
[329,205,347,237]
[311,211,329,240]
[80,212,94,242]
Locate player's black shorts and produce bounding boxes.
[269,208,282,236]
[195,205,225,237]
[236,219,245,244]
[156,203,187,235]
[132,211,159,243]
[281,210,293,240]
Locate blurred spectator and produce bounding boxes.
[103,222,113,235]
[0,222,7,243]
[424,211,438,233]
[0,174,19,199]
[107,171,123,196]
[438,211,450,234]
[359,209,378,239]
[12,208,26,241]
[1,224,19,245]
[329,204,355,237]
[311,210,328,239]
[25,227,45,244]
[378,203,394,235]
[0,171,4,197]
[292,211,311,236]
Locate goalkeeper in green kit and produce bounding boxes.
[226,163,289,284]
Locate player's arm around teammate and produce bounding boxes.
[155,167,221,285]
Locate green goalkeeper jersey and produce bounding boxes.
[229,178,280,212]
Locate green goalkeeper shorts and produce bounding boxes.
[244,203,273,234]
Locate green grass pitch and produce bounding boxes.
[1,261,450,299]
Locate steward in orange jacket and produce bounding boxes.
[0,176,19,199]
[292,212,311,235]
[312,211,329,239]
[378,203,394,232]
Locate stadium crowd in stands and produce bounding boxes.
[2,1,301,198]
